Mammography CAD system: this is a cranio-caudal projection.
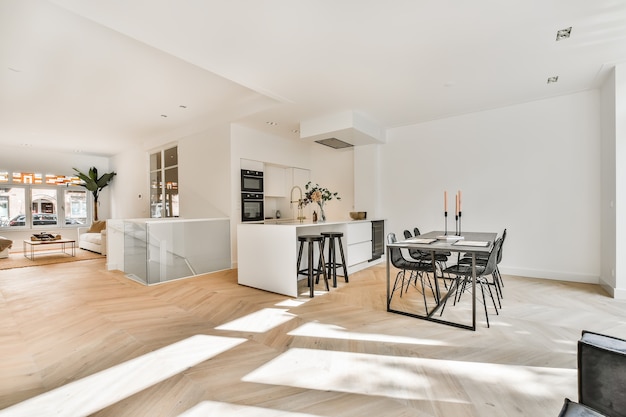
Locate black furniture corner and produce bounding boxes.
[578,330,626,417]
[559,330,626,417]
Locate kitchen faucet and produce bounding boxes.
[290,185,305,222]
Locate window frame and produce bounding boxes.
[0,184,90,230]
[150,145,179,218]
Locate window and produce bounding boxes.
[64,189,88,225]
[150,146,179,218]
[0,187,26,227]
[0,171,87,229]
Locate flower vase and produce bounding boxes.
[318,203,326,222]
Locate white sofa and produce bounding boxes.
[77,221,107,255]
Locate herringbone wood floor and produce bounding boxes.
[0,258,624,416]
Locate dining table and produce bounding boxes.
[386,230,497,331]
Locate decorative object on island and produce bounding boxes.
[302,182,341,223]
[349,211,367,220]
[73,167,117,221]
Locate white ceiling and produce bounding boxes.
[2,0,626,156]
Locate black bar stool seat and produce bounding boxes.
[321,231,349,288]
[296,234,329,297]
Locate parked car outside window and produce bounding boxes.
[8,214,25,226]
[5,214,83,227]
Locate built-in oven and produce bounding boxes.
[241,169,264,193]
[241,192,264,222]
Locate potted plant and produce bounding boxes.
[73,167,116,221]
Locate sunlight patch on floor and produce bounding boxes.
[243,348,575,402]
[176,400,323,417]
[288,321,449,346]
[275,298,310,308]
[215,308,297,333]
[0,335,246,417]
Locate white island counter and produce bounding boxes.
[237,219,384,297]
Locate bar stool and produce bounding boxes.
[296,235,329,297]
[321,231,349,288]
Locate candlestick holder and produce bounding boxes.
[455,214,458,235]
[444,211,448,235]
[457,211,462,236]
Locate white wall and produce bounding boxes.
[379,91,601,283]
[178,124,231,219]
[110,144,148,219]
[309,143,354,221]
[110,126,232,221]
[354,144,382,218]
[614,65,626,298]
[600,68,617,295]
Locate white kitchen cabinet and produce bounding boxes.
[348,241,372,266]
[346,221,372,268]
[240,158,264,171]
[264,165,286,197]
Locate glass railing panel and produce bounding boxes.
[115,218,230,285]
[123,220,148,284]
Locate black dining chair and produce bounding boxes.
[442,237,502,328]
[387,233,437,313]
[458,228,506,305]
[404,229,451,291]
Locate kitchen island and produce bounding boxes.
[237,219,384,297]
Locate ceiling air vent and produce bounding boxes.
[315,137,354,149]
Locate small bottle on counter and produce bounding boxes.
[312,211,318,223]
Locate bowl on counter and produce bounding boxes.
[349,211,367,220]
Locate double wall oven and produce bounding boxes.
[241,170,264,222]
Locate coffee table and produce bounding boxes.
[23,239,76,260]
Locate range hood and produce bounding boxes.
[315,137,353,149]
[300,111,385,148]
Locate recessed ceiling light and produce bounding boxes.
[8,67,21,73]
[179,105,187,109]
[547,76,559,84]
[556,27,572,41]
[161,114,168,118]
[266,121,278,126]
[292,129,300,134]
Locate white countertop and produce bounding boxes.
[246,219,377,226]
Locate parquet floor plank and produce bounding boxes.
[0,259,625,416]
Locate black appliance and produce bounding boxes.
[370,220,385,260]
[241,192,264,222]
[241,169,264,193]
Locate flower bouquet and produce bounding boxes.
[302,181,341,222]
